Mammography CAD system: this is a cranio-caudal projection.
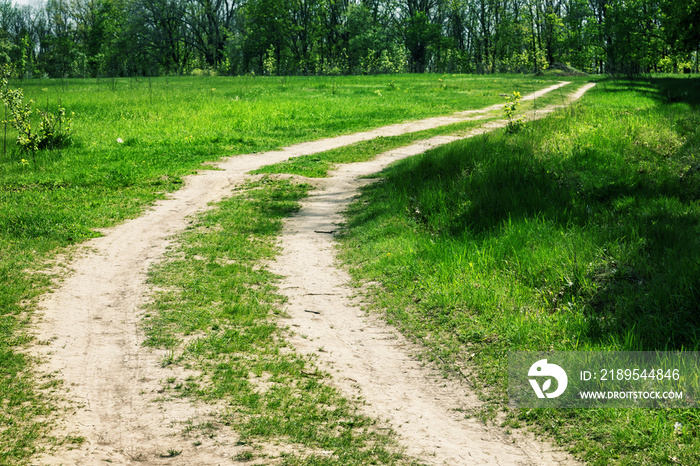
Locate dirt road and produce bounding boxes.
[32,82,593,464]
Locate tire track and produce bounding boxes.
[270,83,595,465]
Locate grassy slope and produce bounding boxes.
[338,77,700,465]
[0,74,556,462]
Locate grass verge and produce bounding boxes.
[337,76,700,465]
[143,176,414,465]
[251,119,489,178]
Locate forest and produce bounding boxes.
[0,0,698,78]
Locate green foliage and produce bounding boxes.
[662,0,700,53]
[262,45,277,76]
[0,0,694,77]
[405,12,440,73]
[503,91,522,133]
[0,67,72,162]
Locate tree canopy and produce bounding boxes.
[0,0,697,77]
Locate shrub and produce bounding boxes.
[0,65,72,163]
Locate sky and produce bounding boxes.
[11,0,41,7]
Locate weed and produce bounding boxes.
[159,449,182,458]
[235,450,254,461]
[503,91,523,133]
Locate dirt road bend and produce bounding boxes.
[31,82,593,464]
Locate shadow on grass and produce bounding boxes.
[598,75,700,108]
[360,95,700,351]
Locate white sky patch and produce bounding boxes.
[11,0,43,8]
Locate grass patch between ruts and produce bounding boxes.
[143,176,415,465]
[250,119,489,178]
[337,76,700,465]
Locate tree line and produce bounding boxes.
[0,0,698,78]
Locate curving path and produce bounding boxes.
[31,82,594,464]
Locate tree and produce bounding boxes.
[184,0,237,68]
[662,0,700,53]
[0,0,693,77]
[344,3,384,73]
[242,0,291,73]
[287,0,324,73]
[130,0,190,74]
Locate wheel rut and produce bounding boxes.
[270,85,595,465]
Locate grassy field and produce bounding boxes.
[0,73,560,463]
[251,80,582,178]
[8,72,695,464]
[337,76,700,464]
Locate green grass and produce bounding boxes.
[143,177,414,464]
[337,76,700,464]
[1,73,564,462]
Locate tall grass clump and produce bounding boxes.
[339,77,700,464]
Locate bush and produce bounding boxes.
[1,65,73,162]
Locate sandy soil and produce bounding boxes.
[30,82,593,465]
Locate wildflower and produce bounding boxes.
[20,158,29,166]
[116,138,124,144]
[674,422,683,435]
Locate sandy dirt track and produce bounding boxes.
[31,82,593,465]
